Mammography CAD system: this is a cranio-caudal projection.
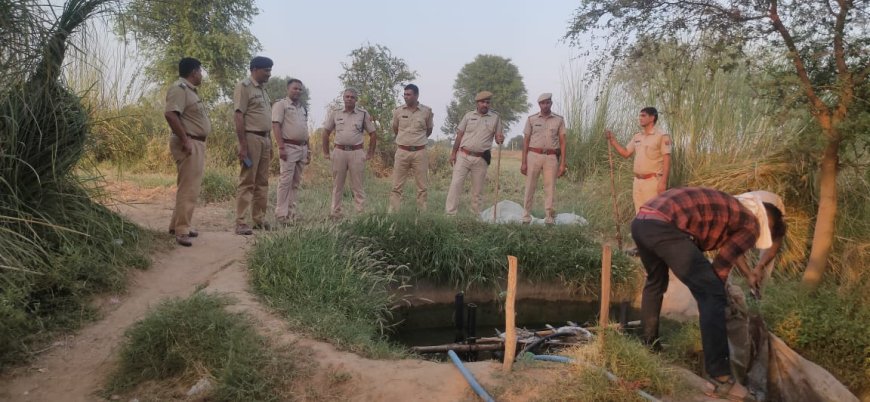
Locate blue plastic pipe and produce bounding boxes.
[531,355,661,402]
[447,349,494,402]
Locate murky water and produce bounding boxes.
[389,298,640,350]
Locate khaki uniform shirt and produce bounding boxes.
[523,112,565,149]
[233,77,271,132]
[323,106,376,146]
[457,110,502,152]
[165,78,211,137]
[392,103,434,147]
[271,98,309,142]
[626,128,672,174]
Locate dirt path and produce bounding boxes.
[0,190,497,402]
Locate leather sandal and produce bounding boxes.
[704,376,755,401]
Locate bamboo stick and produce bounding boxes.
[503,255,518,371]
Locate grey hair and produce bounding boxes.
[343,87,360,97]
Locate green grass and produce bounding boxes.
[534,329,689,401]
[760,279,870,395]
[342,212,639,294]
[105,292,301,401]
[248,225,406,358]
[200,168,237,204]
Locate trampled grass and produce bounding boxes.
[105,292,301,401]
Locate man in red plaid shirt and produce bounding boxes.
[631,187,786,400]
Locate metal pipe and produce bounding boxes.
[454,292,465,343]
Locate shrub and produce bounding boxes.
[200,169,236,204]
[106,292,298,401]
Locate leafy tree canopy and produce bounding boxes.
[115,0,261,101]
[443,54,529,137]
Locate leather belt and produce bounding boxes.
[284,139,308,146]
[246,131,268,137]
[635,209,670,222]
[335,143,364,151]
[460,147,484,157]
[186,134,206,142]
[635,172,660,179]
[528,147,558,155]
[398,144,425,152]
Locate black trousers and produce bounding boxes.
[631,218,732,378]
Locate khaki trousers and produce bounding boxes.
[389,148,428,213]
[275,144,306,220]
[445,152,488,216]
[235,133,272,225]
[522,152,558,223]
[330,148,366,217]
[168,136,206,235]
[632,176,661,213]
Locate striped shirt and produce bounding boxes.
[642,187,760,281]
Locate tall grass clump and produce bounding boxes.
[760,280,870,395]
[343,212,639,295]
[1,0,151,366]
[538,329,688,401]
[200,168,236,203]
[106,292,299,401]
[249,225,406,358]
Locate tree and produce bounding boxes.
[443,55,529,138]
[264,75,311,111]
[339,43,416,165]
[115,0,260,101]
[565,0,870,288]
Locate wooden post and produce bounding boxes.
[599,245,612,331]
[503,255,518,371]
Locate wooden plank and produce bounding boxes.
[503,255,519,371]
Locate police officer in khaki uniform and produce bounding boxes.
[321,88,377,219]
[445,91,505,216]
[520,93,567,224]
[389,84,434,213]
[164,57,210,247]
[605,107,672,213]
[233,56,273,235]
[272,78,309,224]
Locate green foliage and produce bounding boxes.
[200,168,236,203]
[1,0,151,367]
[249,226,406,358]
[115,0,261,100]
[263,75,311,112]
[761,280,870,395]
[339,43,416,165]
[342,212,638,295]
[443,54,529,136]
[106,292,299,401]
[540,330,688,401]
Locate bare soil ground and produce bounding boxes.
[0,178,712,402]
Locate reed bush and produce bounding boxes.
[105,292,299,401]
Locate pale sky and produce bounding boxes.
[251,0,584,138]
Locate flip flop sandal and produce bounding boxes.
[704,376,756,402]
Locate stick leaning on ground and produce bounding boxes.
[492,143,502,221]
[606,139,624,249]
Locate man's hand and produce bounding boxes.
[657,179,666,194]
[604,130,615,144]
[365,153,373,161]
[746,270,760,298]
[237,144,249,163]
[495,133,505,145]
[181,139,192,156]
[304,151,311,165]
[559,165,567,177]
[278,146,288,162]
[450,153,457,166]
[520,162,527,176]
